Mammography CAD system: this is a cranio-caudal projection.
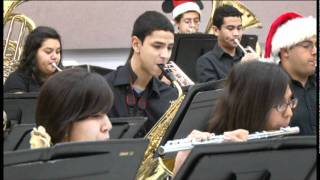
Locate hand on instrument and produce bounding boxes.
[240,52,259,63]
[223,129,249,142]
[173,130,212,176]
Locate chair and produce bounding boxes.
[174,136,316,180]
[4,139,149,180]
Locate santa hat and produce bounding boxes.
[264,12,316,63]
[162,0,203,20]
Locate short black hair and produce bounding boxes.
[36,68,114,144]
[127,11,174,60]
[212,5,242,29]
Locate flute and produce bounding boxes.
[158,126,299,155]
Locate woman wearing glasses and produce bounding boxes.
[208,60,297,134]
[173,61,297,175]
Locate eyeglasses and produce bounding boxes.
[294,41,316,51]
[274,98,298,113]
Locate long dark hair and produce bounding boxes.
[19,26,63,81]
[127,11,174,61]
[36,68,114,144]
[208,61,290,134]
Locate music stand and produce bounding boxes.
[170,34,258,82]
[109,116,147,138]
[4,92,39,125]
[160,79,225,146]
[4,139,149,180]
[66,64,114,76]
[240,34,258,51]
[170,33,217,82]
[4,117,147,151]
[174,136,316,180]
[172,88,224,139]
[4,124,35,151]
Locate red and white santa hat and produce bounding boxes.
[162,0,203,20]
[264,12,316,63]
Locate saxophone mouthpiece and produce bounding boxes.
[157,64,176,82]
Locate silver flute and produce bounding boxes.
[158,126,300,155]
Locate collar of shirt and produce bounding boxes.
[112,62,165,97]
[212,43,244,61]
[291,73,316,89]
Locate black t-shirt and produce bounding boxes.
[104,63,178,137]
[196,43,244,82]
[289,75,316,135]
[4,69,43,93]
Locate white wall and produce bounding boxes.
[8,0,316,69]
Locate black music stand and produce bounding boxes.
[174,136,316,180]
[172,88,224,139]
[66,64,114,76]
[160,79,225,146]
[240,34,258,51]
[4,139,149,180]
[4,92,39,125]
[4,117,147,151]
[109,116,147,139]
[4,124,34,151]
[170,33,217,82]
[170,33,258,82]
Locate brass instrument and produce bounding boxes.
[159,126,300,155]
[205,0,262,33]
[136,64,186,179]
[3,0,36,83]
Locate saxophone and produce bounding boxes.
[3,0,36,83]
[136,65,186,180]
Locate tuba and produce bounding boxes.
[136,65,186,179]
[3,0,36,83]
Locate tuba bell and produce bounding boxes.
[3,0,36,84]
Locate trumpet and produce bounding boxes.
[235,39,272,63]
[158,126,300,155]
[234,38,256,55]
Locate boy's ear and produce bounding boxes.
[132,36,141,53]
[212,26,219,36]
[279,48,289,60]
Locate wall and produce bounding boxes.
[9,0,317,69]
